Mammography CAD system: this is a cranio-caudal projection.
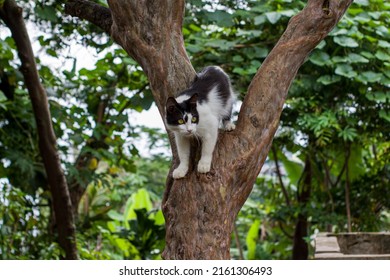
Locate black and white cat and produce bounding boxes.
[165,66,236,179]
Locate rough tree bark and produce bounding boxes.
[0,0,78,259]
[65,0,353,259]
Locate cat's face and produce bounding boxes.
[165,94,199,136]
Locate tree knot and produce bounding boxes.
[250,115,260,128]
[322,0,333,18]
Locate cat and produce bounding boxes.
[165,66,236,179]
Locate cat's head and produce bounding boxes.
[165,94,199,136]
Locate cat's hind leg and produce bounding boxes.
[222,117,235,131]
[198,124,218,174]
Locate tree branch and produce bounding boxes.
[0,0,78,259]
[232,0,354,200]
[107,0,194,125]
[64,0,112,34]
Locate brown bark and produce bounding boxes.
[64,0,112,34]
[0,0,78,259]
[66,0,353,259]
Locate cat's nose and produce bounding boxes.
[187,129,193,133]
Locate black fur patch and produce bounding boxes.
[166,96,199,126]
[176,66,231,106]
[166,66,232,126]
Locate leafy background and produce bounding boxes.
[0,0,389,259]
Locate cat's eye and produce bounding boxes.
[178,119,184,125]
[191,117,197,123]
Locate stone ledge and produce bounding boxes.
[314,232,390,260]
[315,253,390,260]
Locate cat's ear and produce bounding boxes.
[189,93,198,105]
[166,97,178,113]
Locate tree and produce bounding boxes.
[0,0,77,259]
[65,0,353,259]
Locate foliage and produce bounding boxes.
[76,181,166,260]
[0,184,62,259]
[0,0,389,260]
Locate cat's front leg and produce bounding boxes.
[198,130,218,174]
[172,134,190,179]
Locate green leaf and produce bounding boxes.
[378,40,390,48]
[354,0,369,6]
[256,47,269,58]
[332,56,348,63]
[205,10,234,27]
[365,91,389,103]
[265,12,282,24]
[46,48,58,58]
[123,188,153,228]
[333,36,359,48]
[233,55,244,62]
[315,40,327,50]
[107,210,124,221]
[186,43,203,53]
[338,127,358,142]
[34,5,58,23]
[232,67,246,75]
[348,53,369,63]
[358,71,383,83]
[280,10,296,17]
[309,51,330,66]
[347,146,366,181]
[331,28,349,36]
[335,64,357,78]
[246,219,260,260]
[379,110,390,122]
[254,15,266,25]
[188,24,202,32]
[205,39,236,51]
[0,91,7,102]
[317,75,341,85]
[360,51,375,59]
[154,210,165,226]
[130,92,154,112]
[375,50,390,62]
[375,26,388,38]
[278,151,304,186]
[236,29,263,38]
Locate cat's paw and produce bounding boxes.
[172,166,188,179]
[197,161,211,173]
[224,122,236,131]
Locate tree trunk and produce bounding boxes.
[292,156,312,260]
[0,0,78,259]
[66,0,353,259]
[345,145,352,232]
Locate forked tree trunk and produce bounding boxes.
[66,0,353,259]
